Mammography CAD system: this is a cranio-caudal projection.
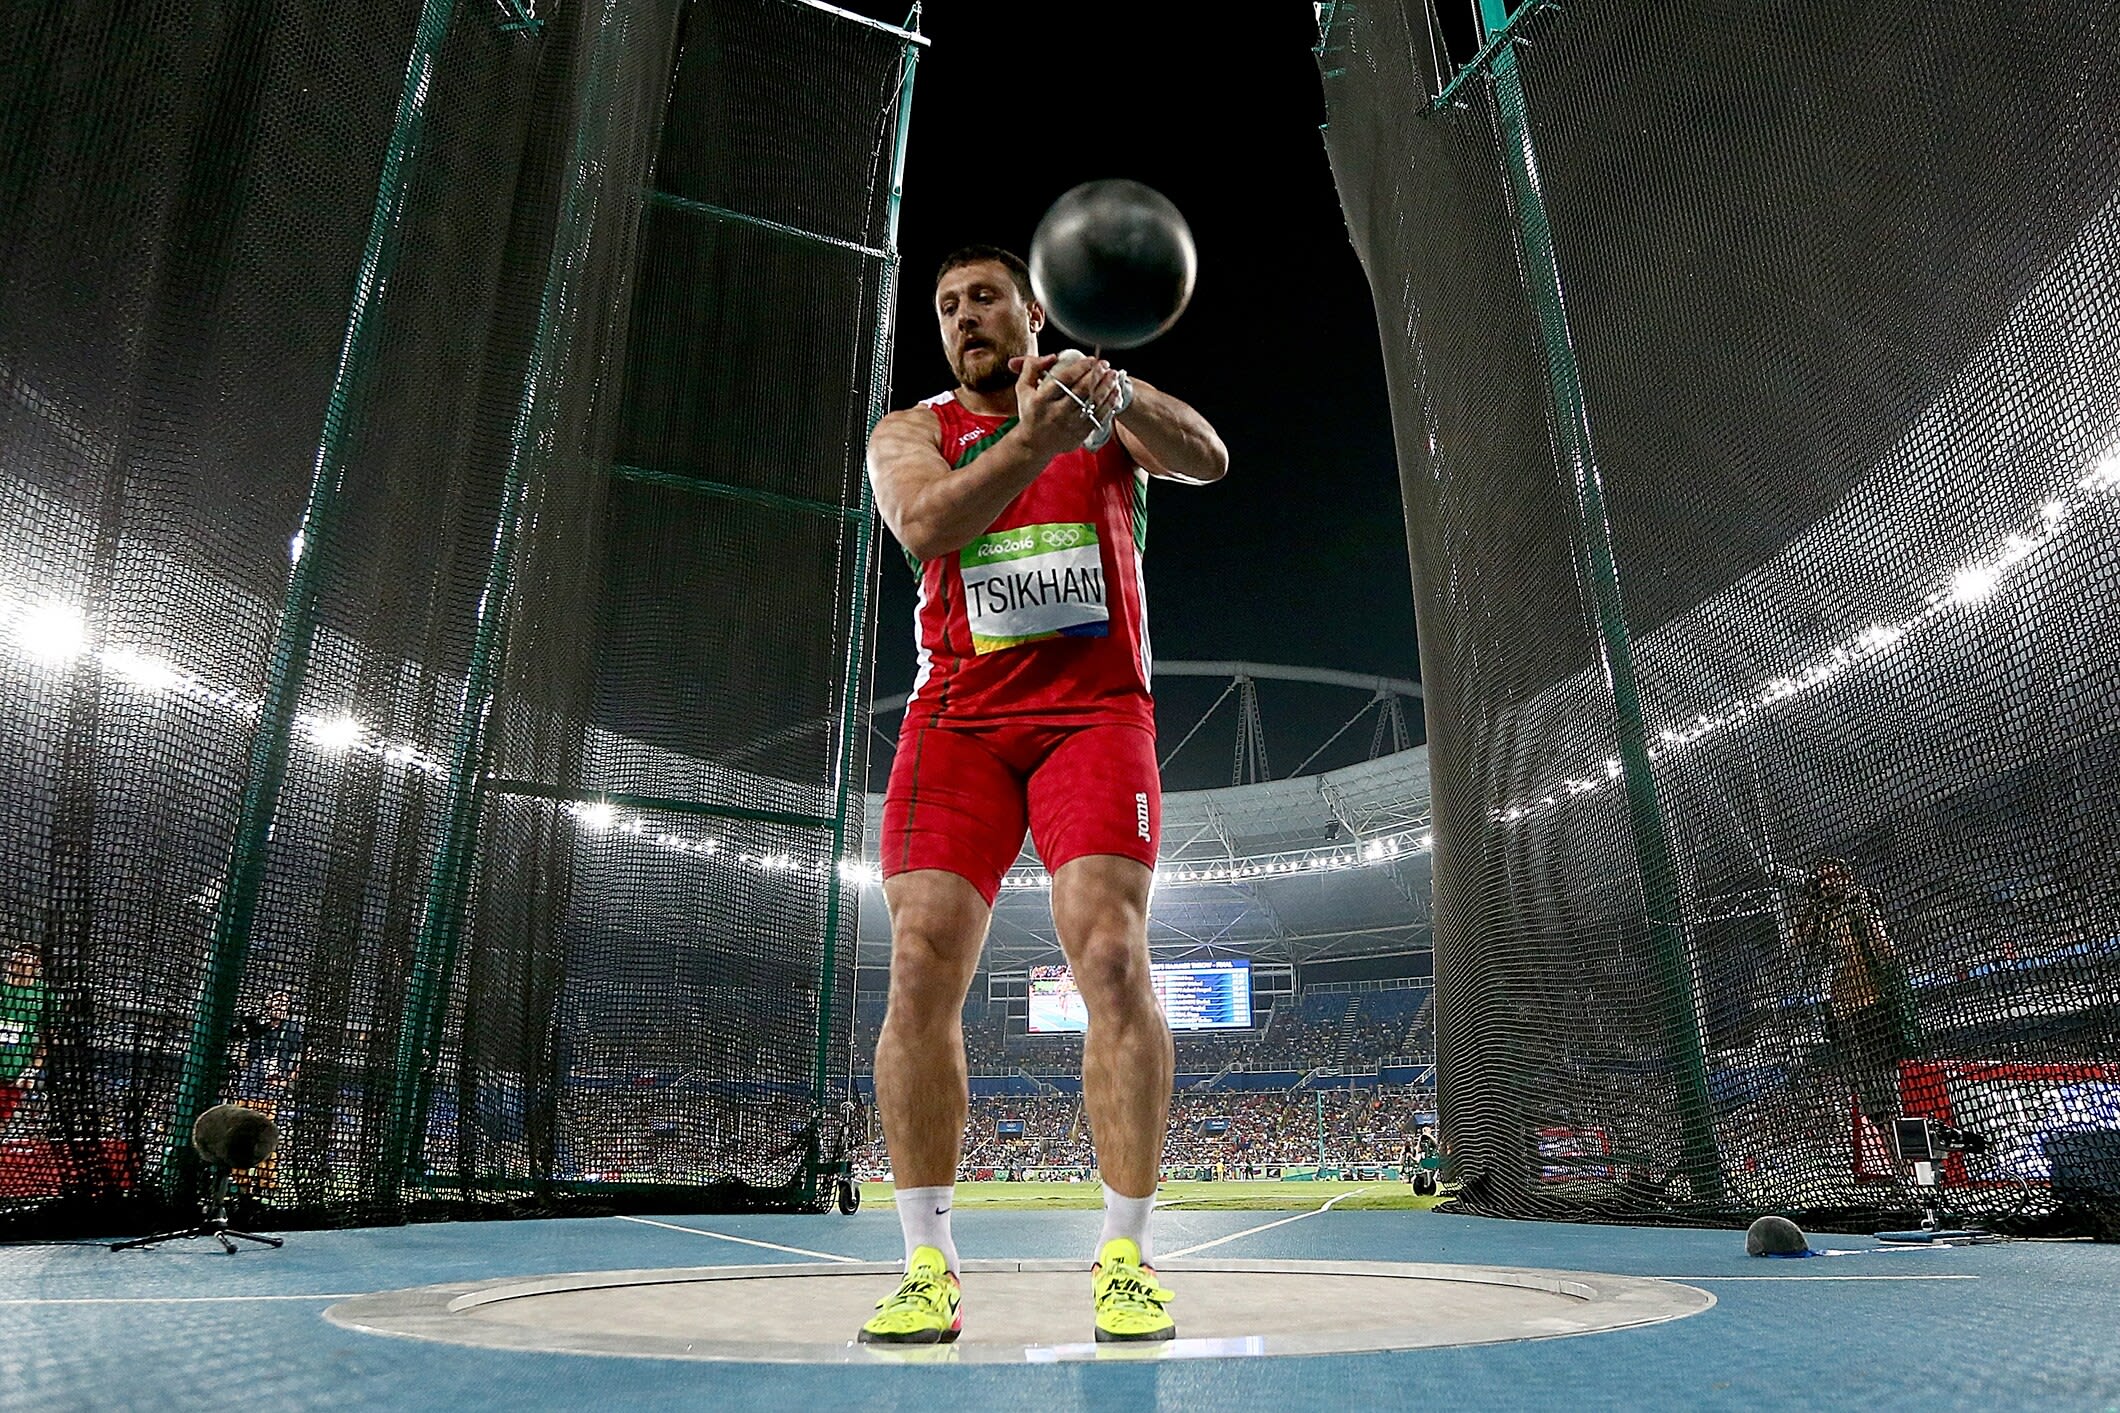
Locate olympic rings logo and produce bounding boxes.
[970,524,1092,559]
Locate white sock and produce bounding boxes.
[893,1185,958,1273]
[1099,1184,1155,1264]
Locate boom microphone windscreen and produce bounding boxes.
[192,1103,277,1170]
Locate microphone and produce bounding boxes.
[109,1104,289,1252]
[192,1103,278,1171]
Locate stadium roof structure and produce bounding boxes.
[856,662,1433,969]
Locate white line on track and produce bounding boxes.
[0,1294,360,1304]
[615,1213,862,1263]
[1660,1274,1978,1282]
[1158,1185,1376,1260]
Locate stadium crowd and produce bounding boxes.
[845,981,1437,1180]
[853,983,1435,1079]
[848,1084,1433,1179]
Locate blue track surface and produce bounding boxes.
[4,1205,2116,1410]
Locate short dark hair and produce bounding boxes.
[935,244,1032,304]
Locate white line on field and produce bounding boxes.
[1159,1186,1376,1260]
[0,1294,360,1304]
[1661,1274,1978,1282]
[614,1214,862,1263]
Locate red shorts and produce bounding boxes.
[881,718,1161,906]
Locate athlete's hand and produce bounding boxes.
[1009,352,1123,461]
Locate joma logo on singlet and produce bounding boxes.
[1136,792,1151,841]
[956,428,984,448]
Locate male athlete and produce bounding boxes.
[860,244,1227,1344]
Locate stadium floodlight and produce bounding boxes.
[1855,624,1904,653]
[2083,444,2120,492]
[982,823,1437,892]
[1949,564,2001,604]
[303,713,364,754]
[98,647,186,693]
[1490,470,2091,829]
[12,600,89,663]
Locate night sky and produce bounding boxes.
[837,3,1420,791]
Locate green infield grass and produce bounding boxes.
[857,1179,1451,1212]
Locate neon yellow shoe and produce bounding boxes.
[859,1246,963,1345]
[1092,1238,1175,1342]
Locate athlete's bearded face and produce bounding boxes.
[936,261,1041,394]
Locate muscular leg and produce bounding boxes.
[875,868,990,1193]
[1051,854,1171,1198]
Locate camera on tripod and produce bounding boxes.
[1893,1115,1987,1187]
[1881,1115,1995,1243]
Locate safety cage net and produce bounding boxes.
[1317,0,2120,1234]
[0,0,915,1235]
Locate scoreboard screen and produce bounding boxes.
[1026,958,1253,1033]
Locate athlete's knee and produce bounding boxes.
[1069,932,1155,1015]
[884,934,975,1029]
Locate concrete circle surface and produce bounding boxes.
[326,1257,1714,1364]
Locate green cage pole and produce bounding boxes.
[1477,1,1724,1203]
[1475,0,1512,42]
[169,0,461,1191]
[809,8,923,1201]
[383,0,641,1198]
[1316,1089,1326,1170]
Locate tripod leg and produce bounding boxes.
[110,1170,286,1253]
[110,1230,201,1252]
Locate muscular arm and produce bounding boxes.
[868,352,1115,562]
[1114,377,1228,485]
[867,408,1057,563]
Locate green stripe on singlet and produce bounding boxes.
[901,415,1019,572]
[952,418,1017,470]
[1133,468,1149,554]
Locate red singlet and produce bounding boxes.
[880,391,1161,904]
[903,392,1153,730]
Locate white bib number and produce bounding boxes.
[960,522,1108,654]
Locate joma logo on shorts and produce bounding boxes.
[1135,792,1151,842]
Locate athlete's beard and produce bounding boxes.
[962,357,1016,394]
[953,331,1025,394]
